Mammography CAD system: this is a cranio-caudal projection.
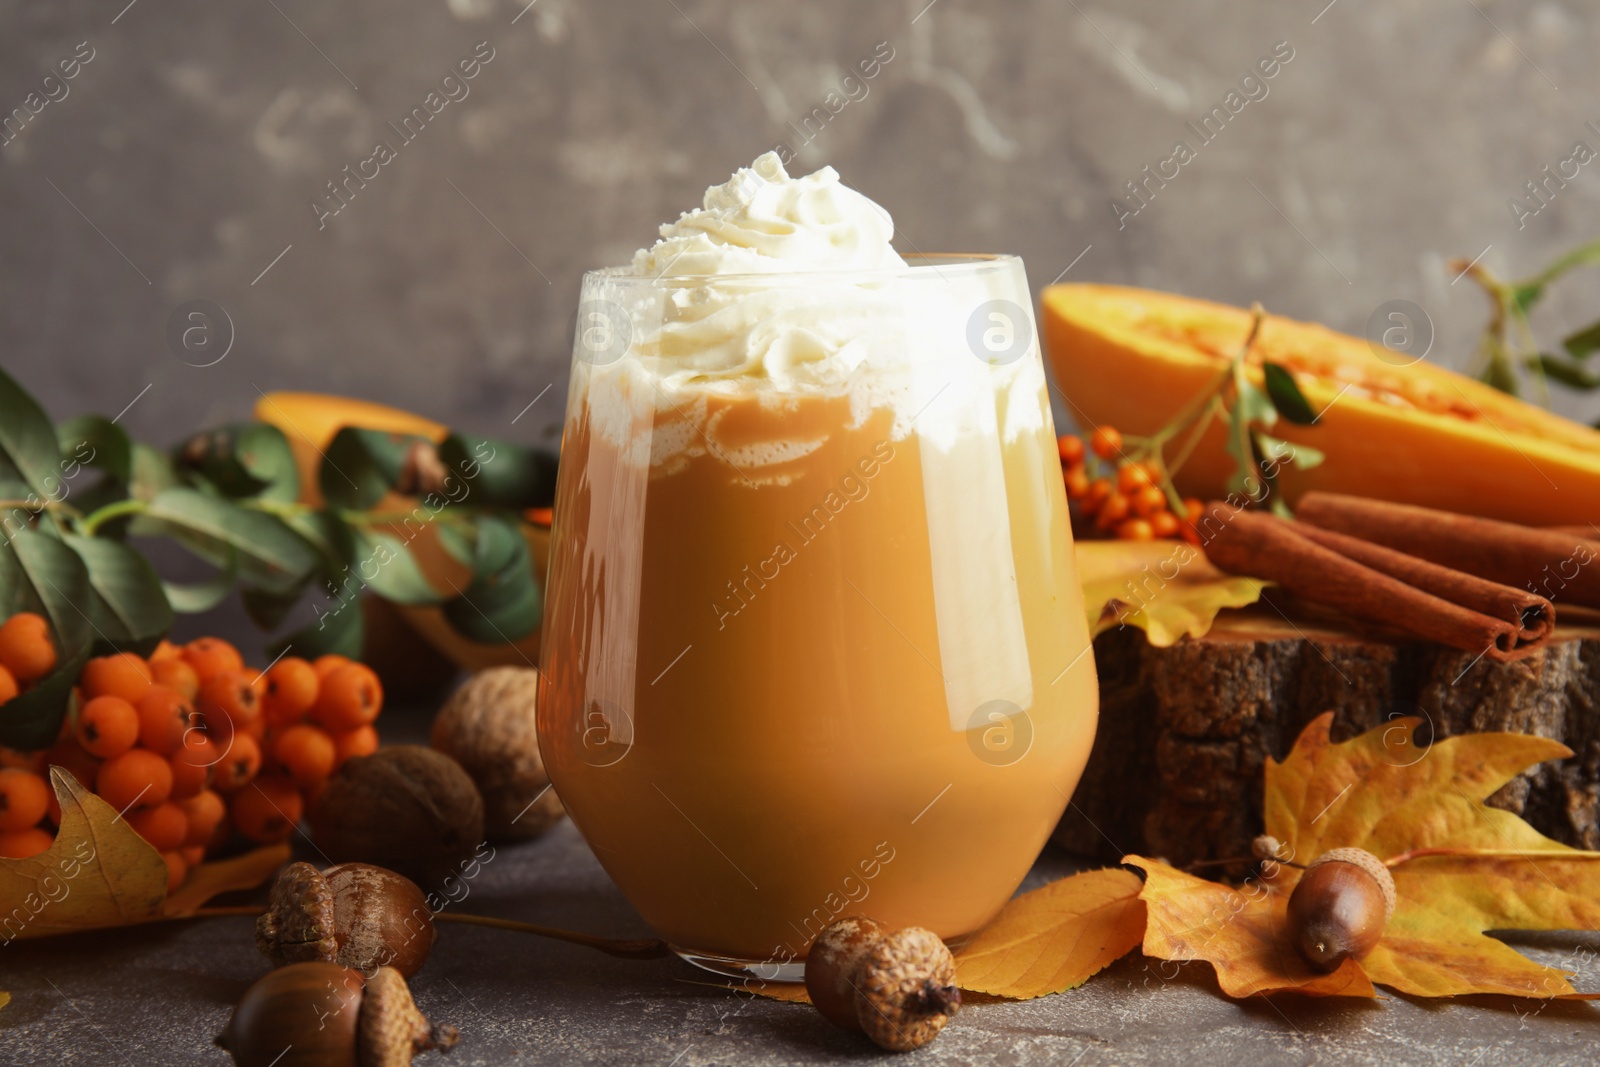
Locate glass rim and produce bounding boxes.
[582,252,1022,286]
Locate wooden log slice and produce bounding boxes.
[1054,608,1600,867]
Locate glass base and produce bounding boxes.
[673,946,807,984]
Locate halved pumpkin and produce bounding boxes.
[1040,285,1600,526]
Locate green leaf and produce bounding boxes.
[57,415,133,487]
[161,550,239,614]
[1261,363,1318,425]
[1534,353,1600,391]
[321,428,428,510]
[129,443,182,503]
[131,488,317,595]
[0,529,96,749]
[441,516,540,642]
[174,423,300,503]
[270,591,363,661]
[241,585,307,630]
[349,527,443,605]
[61,535,172,655]
[1561,319,1600,362]
[1481,349,1521,396]
[437,434,559,509]
[0,365,65,500]
[434,519,474,565]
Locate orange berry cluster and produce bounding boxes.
[1059,426,1204,544]
[0,616,383,894]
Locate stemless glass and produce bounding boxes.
[536,254,1098,980]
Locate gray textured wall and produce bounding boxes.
[4,0,1600,445]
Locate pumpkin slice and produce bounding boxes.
[1040,284,1600,526]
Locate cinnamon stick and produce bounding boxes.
[1290,523,1554,643]
[1198,503,1545,660]
[1297,493,1600,609]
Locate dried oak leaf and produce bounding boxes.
[953,868,1146,999]
[1130,712,1600,999]
[0,768,287,940]
[1076,540,1265,646]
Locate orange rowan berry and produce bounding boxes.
[182,637,244,682]
[0,665,17,705]
[150,658,200,702]
[1184,498,1205,524]
[128,802,188,852]
[1116,463,1154,494]
[312,664,382,732]
[230,777,303,843]
[96,749,172,812]
[148,639,182,663]
[168,748,211,800]
[1081,478,1113,516]
[0,827,53,858]
[137,688,198,756]
[199,670,264,744]
[179,789,226,848]
[213,733,262,793]
[1063,467,1090,500]
[0,768,50,832]
[76,695,140,759]
[39,738,98,794]
[179,844,205,867]
[1090,425,1123,461]
[161,850,188,893]
[0,612,57,683]
[1116,518,1155,541]
[331,725,379,769]
[273,724,336,786]
[82,653,153,704]
[1131,484,1169,519]
[1150,511,1181,539]
[1057,434,1086,467]
[1095,492,1132,530]
[311,654,352,681]
[263,657,319,727]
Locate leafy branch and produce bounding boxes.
[0,366,558,749]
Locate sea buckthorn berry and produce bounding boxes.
[1095,492,1132,530]
[200,671,264,744]
[263,657,319,727]
[1082,478,1113,516]
[150,658,200,702]
[162,850,188,893]
[179,789,226,848]
[129,802,189,852]
[97,749,173,812]
[0,827,54,858]
[0,665,18,705]
[1116,463,1153,494]
[1131,484,1169,519]
[273,724,336,787]
[331,726,379,769]
[76,695,141,759]
[213,733,262,793]
[1057,434,1086,467]
[183,637,244,681]
[1150,511,1181,539]
[82,653,154,704]
[231,776,304,843]
[1063,467,1090,500]
[312,654,352,681]
[1116,518,1155,541]
[1089,425,1123,461]
[313,664,383,733]
[0,612,57,683]
[137,688,198,756]
[0,768,51,832]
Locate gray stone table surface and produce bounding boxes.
[3,700,1599,1067]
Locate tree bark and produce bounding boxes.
[1054,610,1600,867]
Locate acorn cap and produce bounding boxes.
[255,861,338,967]
[359,967,459,1067]
[853,927,960,1052]
[1307,847,1396,918]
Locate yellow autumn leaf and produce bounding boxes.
[953,868,1146,999]
[1125,856,1375,998]
[1075,539,1265,646]
[0,991,9,1013]
[0,768,286,941]
[1265,713,1600,998]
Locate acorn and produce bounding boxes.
[216,961,458,1067]
[256,861,437,978]
[803,917,960,1052]
[1286,847,1396,973]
